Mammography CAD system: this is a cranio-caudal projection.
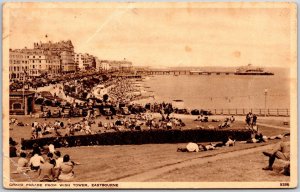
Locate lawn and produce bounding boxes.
[150,142,290,182]
[10,137,290,182]
[9,115,290,182]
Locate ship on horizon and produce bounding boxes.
[235,64,274,75]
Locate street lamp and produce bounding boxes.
[264,88,268,117]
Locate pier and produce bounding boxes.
[136,70,236,76]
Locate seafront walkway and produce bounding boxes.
[208,108,290,117]
[31,84,84,104]
[169,113,289,122]
[256,123,290,130]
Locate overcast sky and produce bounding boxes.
[8,3,293,68]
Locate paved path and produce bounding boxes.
[256,123,290,130]
[32,84,85,104]
[114,142,287,182]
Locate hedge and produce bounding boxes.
[21,129,252,149]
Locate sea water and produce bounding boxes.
[142,68,290,110]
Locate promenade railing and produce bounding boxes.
[208,108,289,117]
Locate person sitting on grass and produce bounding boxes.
[230,116,235,123]
[47,152,55,162]
[224,136,236,146]
[53,151,64,179]
[9,143,18,158]
[84,125,92,135]
[17,152,30,173]
[29,152,45,171]
[195,115,203,121]
[42,142,56,154]
[166,121,172,130]
[38,153,56,182]
[18,146,27,157]
[218,118,231,129]
[262,141,290,176]
[58,154,75,181]
[31,143,42,156]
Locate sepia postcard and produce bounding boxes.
[2,1,298,189]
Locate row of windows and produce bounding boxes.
[10,73,23,79]
[31,60,42,63]
[9,66,28,71]
[10,69,61,80]
[10,59,60,64]
[10,54,27,59]
[9,60,28,64]
[46,65,60,69]
[30,65,40,69]
[29,70,60,75]
[29,59,60,64]
[32,55,42,59]
[10,63,61,70]
[30,65,60,69]
[46,60,59,63]
[30,70,39,75]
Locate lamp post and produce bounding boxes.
[264,89,268,117]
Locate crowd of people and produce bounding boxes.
[28,109,187,139]
[10,138,78,181]
[108,79,143,104]
[63,77,102,101]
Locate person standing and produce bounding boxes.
[252,114,257,126]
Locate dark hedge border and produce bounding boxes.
[21,129,252,149]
